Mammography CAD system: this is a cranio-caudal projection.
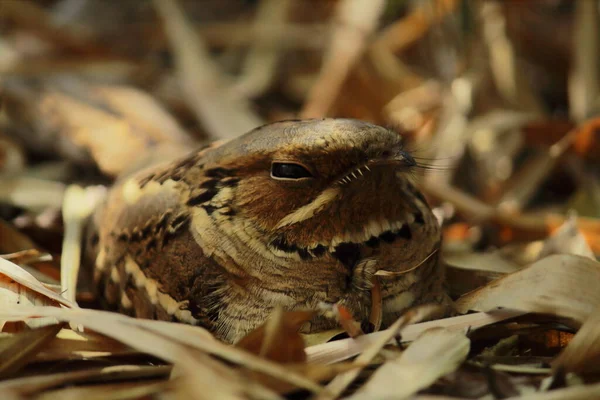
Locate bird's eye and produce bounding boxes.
[271,162,313,179]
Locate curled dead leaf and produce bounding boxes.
[456,254,600,325]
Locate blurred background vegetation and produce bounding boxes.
[0,0,598,251]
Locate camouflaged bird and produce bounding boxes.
[86,119,451,343]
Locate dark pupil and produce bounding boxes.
[272,163,312,179]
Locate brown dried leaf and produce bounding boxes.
[444,248,523,297]
[236,309,312,364]
[0,219,38,254]
[445,248,522,275]
[0,324,63,378]
[456,254,600,324]
[349,328,470,399]
[369,279,382,332]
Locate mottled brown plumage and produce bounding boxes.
[87,119,451,343]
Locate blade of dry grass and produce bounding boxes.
[306,309,523,365]
[456,254,600,324]
[348,328,469,399]
[153,0,263,141]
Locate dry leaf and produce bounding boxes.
[0,306,324,394]
[0,219,39,254]
[553,306,600,375]
[0,365,172,397]
[236,309,312,363]
[0,324,63,378]
[456,254,600,324]
[306,309,523,365]
[235,309,316,394]
[302,330,346,348]
[349,328,470,399]
[504,382,600,400]
[0,258,75,331]
[36,329,134,363]
[537,214,595,260]
[315,304,442,400]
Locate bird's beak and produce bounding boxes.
[394,151,416,167]
[369,150,416,168]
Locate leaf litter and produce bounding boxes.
[0,0,598,399]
